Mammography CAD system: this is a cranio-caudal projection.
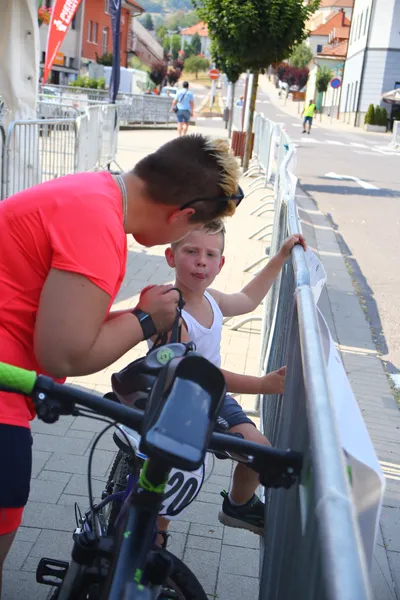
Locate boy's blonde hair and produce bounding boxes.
[171,219,226,253]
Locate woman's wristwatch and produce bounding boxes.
[132,308,157,340]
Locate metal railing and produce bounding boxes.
[38,84,176,125]
[37,100,80,119]
[239,112,374,599]
[1,104,120,200]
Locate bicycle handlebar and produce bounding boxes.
[0,362,302,485]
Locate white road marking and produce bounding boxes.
[353,150,386,156]
[292,138,321,143]
[292,123,302,127]
[325,140,345,146]
[350,142,369,148]
[324,172,379,190]
[372,146,400,156]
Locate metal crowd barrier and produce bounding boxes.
[391,120,400,149]
[37,101,80,119]
[1,104,119,200]
[39,84,176,125]
[237,110,373,599]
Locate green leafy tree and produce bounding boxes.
[374,106,381,126]
[156,26,168,44]
[164,10,198,31]
[95,52,114,66]
[191,32,202,55]
[129,55,151,72]
[183,55,210,78]
[171,34,182,60]
[379,106,388,127]
[212,38,244,136]
[195,0,320,170]
[364,104,375,125]
[289,42,313,68]
[141,14,154,31]
[183,40,195,58]
[316,66,332,93]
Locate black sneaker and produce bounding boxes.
[218,490,264,535]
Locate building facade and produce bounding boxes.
[81,0,143,72]
[340,0,400,125]
[130,19,163,66]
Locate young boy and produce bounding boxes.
[163,220,306,534]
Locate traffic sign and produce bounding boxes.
[209,68,220,81]
[330,77,342,89]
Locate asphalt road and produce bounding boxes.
[216,77,400,385]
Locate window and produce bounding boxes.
[69,57,75,69]
[93,22,98,44]
[41,51,46,63]
[71,15,76,30]
[102,27,109,55]
[353,81,359,112]
[316,44,323,53]
[364,7,369,35]
[87,20,92,42]
[358,12,363,38]
[105,0,110,14]
[344,83,350,112]
[395,82,400,89]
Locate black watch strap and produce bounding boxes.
[132,308,157,340]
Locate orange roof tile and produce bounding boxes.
[310,11,351,35]
[180,22,209,37]
[319,0,354,7]
[319,39,348,57]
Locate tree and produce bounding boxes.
[141,14,154,31]
[364,104,375,125]
[191,32,202,55]
[277,64,309,89]
[379,106,388,127]
[96,52,113,66]
[316,66,332,93]
[195,0,320,170]
[150,60,168,88]
[156,26,168,44]
[171,34,182,60]
[289,42,313,68]
[212,38,244,136]
[184,40,195,58]
[130,55,150,72]
[167,65,182,85]
[183,55,210,78]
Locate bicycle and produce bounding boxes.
[0,353,302,600]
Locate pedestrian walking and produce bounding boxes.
[302,100,317,134]
[171,81,195,137]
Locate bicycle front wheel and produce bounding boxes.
[158,550,208,600]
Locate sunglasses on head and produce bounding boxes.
[180,185,245,211]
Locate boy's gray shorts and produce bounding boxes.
[219,394,255,429]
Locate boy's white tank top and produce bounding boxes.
[147,291,223,367]
[181,291,223,368]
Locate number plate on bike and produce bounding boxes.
[159,461,205,519]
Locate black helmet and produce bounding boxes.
[111,342,195,411]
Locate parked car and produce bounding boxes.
[160,86,178,98]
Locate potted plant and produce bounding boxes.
[364,103,387,132]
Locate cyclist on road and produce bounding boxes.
[156,221,306,535]
[302,100,317,134]
[0,135,240,596]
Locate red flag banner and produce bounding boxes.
[43,0,83,83]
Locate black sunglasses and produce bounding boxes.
[180,185,245,211]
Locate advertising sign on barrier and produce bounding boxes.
[306,249,385,569]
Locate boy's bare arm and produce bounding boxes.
[222,367,286,395]
[210,234,306,317]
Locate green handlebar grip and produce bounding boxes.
[0,362,37,395]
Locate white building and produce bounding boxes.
[340,0,400,126]
[180,22,211,58]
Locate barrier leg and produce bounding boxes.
[244,254,269,272]
[230,315,262,331]
[249,223,273,239]
[249,199,274,216]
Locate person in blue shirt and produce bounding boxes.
[171,81,195,136]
